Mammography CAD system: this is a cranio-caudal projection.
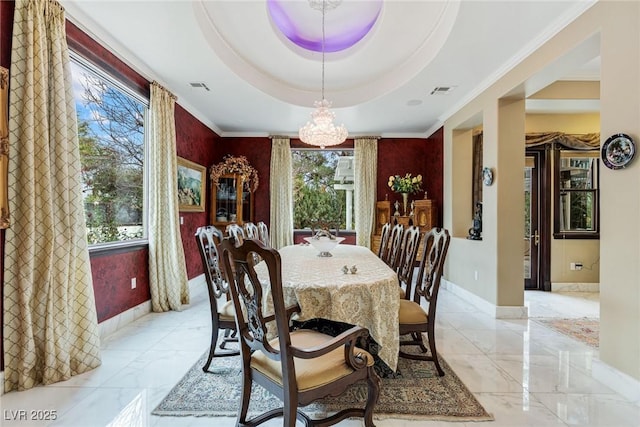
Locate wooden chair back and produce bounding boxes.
[386,223,405,270]
[257,221,271,247]
[412,227,451,314]
[219,236,380,426]
[397,226,422,299]
[226,223,245,243]
[377,222,391,260]
[243,222,259,240]
[194,226,239,372]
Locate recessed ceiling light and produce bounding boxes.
[407,99,423,106]
[430,86,456,95]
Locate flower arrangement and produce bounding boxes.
[210,155,259,192]
[388,173,422,194]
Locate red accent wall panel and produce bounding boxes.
[175,104,220,279]
[377,132,444,226]
[90,250,150,322]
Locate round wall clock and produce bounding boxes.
[482,167,494,186]
[602,133,635,170]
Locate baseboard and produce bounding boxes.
[98,274,206,340]
[441,279,528,319]
[98,299,152,339]
[551,282,600,292]
[592,358,640,403]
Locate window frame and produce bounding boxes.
[291,147,355,233]
[69,50,150,251]
[553,149,600,239]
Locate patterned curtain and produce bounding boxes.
[269,137,293,249]
[354,137,378,248]
[148,82,189,311]
[4,0,101,392]
[0,67,9,228]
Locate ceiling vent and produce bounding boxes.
[189,82,210,91]
[430,86,456,95]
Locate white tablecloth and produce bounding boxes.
[258,244,400,371]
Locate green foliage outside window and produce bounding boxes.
[72,57,146,245]
[292,151,351,230]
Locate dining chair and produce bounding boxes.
[244,221,259,240]
[398,227,451,376]
[376,222,392,261]
[385,223,404,270]
[396,226,422,300]
[257,221,271,247]
[226,223,245,243]
[194,226,239,373]
[219,236,381,427]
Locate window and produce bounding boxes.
[554,150,599,238]
[292,150,354,231]
[70,53,148,246]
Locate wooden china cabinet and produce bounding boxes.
[210,174,254,227]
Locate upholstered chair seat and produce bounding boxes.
[218,299,236,320]
[398,299,429,324]
[251,329,374,392]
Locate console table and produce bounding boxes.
[371,198,438,256]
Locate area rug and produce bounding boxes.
[152,350,493,422]
[536,317,599,348]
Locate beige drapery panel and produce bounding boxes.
[354,137,378,248]
[0,67,9,228]
[269,137,293,249]
[4,0,101,392]
[148,82,189,311]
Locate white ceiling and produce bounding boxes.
[59,0,600,139]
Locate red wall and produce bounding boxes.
[175,105,220,278]
[376,132,444,226]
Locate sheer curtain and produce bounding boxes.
[354,137,378,248]
[269,137,293,249]
[148,82,189,311]
[4,0,101,392]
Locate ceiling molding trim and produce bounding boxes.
[436,0,598,128]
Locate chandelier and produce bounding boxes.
[298,0,348,149]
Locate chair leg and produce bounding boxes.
[202,321,220,372]
[283,397,298,427]
[414,331,429,353]
[427,325,444,377]
[364,366,381,427]
[238,368,252,425]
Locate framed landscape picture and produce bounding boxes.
[177,157,206,212]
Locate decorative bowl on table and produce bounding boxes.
[303,232,345,257]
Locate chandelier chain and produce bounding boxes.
[321,0,325,100]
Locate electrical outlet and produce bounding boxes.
[474,270,479,280]
[180,216,184,225]
[570,262,576,270]
[575,262,583,270]
[131,277,137,289]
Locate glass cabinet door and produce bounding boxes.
[211,174,253,226]
[214,176,238,223]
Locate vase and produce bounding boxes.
[401,193,409,216]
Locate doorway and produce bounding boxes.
[524,150,550,290]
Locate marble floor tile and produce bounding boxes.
[2,286,637,427]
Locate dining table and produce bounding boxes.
[256,243,400,372]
